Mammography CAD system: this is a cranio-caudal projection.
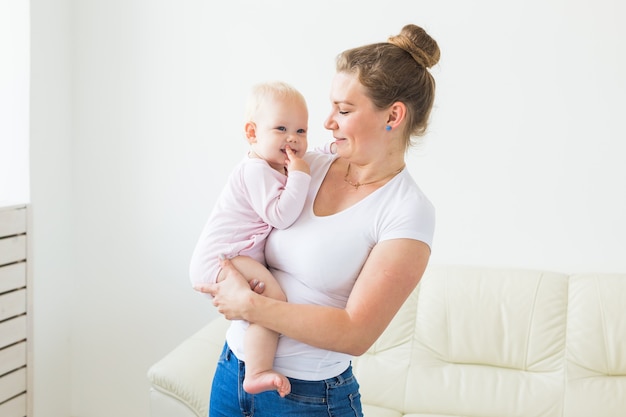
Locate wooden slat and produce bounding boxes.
[0,342,26,376]
[0,289,27,322]
[0,316,26,350]
[0,236,27,267]
[0,393,26,417]
[0,207,26,238]
[0,368,26,404]
[0,263,26,294]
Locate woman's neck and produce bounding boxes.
[340,153,406,188]
[313,156,405,216]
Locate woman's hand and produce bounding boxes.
[193,256,264,320]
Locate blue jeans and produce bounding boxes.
[209,342,363,417]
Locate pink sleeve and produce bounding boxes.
[242,163,311,229]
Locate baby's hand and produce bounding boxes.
[285,146,310,175]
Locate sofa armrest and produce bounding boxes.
[147,317,229,417]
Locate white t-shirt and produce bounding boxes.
[226,151,435,380]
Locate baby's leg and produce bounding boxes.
[217,256,291,397]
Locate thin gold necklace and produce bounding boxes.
[344,163,405,190]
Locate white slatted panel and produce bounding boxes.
[0,205,29,416]
[0,368,26,404]
[0,289,26,322]
[0,235,26,267]
[0,342,26,376]
[0,207,26,238]
[0,316,27,350]
[0,263,26,294]
[0,393,26,417]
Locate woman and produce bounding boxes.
[192,23,440,417]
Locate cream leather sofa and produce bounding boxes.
[147,265,626,417]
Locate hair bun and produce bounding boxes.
[388,24,440,68]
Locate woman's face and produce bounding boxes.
[324,72,389,163]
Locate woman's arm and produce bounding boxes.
[197,238,430,356]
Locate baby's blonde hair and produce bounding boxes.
[244,81,307,122]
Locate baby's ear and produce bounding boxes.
[244,122,257,143]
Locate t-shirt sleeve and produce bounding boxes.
[378,191,436,250]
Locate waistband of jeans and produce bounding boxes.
[326,363,352,384]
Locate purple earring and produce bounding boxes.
[385,125,392,131]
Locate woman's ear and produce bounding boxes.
[386,102,407,129]
[244,122,257,144]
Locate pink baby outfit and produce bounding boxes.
[189,155,311,286]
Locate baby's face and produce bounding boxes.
[249,95,308,166]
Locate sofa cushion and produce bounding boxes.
[354,265,570,416]
[147,318,229,417]
[564,274,626,417]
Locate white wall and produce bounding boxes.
[30,0,72,416]
[422,1,626,273]
[28,1,626,417]
[0,0,29,204]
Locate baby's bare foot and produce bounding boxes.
[243,371,291,397]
